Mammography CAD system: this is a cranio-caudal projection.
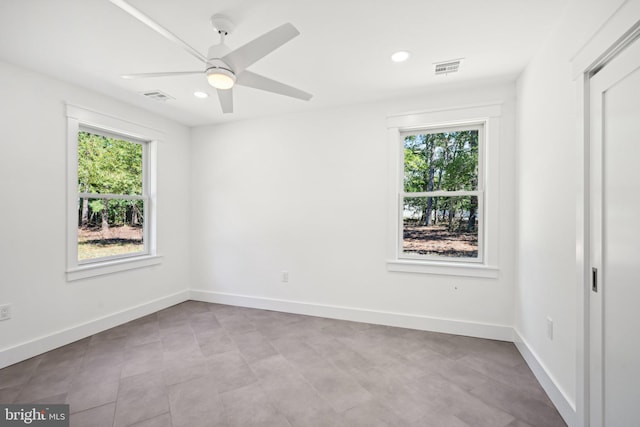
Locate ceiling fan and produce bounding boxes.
[110,0,312,114]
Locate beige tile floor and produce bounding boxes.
[0,301,566,426]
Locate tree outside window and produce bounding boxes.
[77,130,147,262]
[401,125,483,261]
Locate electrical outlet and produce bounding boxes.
[0,304,11,321]
[546,317,553,340]
[281,271,289,283]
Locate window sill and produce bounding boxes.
[67,254,163,281]
[386,259,499,278]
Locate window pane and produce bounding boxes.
[77,198,144,261]
[404,130,479,192]
[403,196,478,258]
[78,131,143,195]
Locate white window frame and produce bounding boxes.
[66,104,162,281]
[386,104,502,278]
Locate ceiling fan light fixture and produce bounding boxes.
[206,67,236,90]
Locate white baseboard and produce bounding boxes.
[190,289,513,341]
[513,329,577,427]
[0,290,189,369]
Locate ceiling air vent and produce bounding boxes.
[434,59,463,75]
[139,90,174,102]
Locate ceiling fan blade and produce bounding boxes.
[217,89,234,114]
[110,0,207,64]
[121,71,202,79]
[236,71,312,101]
[222,23,299,73]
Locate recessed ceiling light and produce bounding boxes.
[193,91,209,99]
[391,51,410,62]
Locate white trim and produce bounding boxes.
[67,116,80,275]
[575,72,590,427]
[386,260,499,278]
[571,1,640,79]
[513,329,577,427]
[66,104,161,280]
[189,289,513,341]
[401,123,485,136]
[387,127,402,261]
[66,103,164,142]
[78,193,146,200]
[403,190,480,198]
[147,140,158,255]
[386,103,503,128]
[67,254,163,281]
[0,290,189,369]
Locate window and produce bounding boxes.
[386,104,501,277]
[401,124,483,262]
[77,129,147,262]
[66,105,161,280]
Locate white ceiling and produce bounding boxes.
[0,0,566,127]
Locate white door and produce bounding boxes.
[590,36,640,427]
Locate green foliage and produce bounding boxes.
[404,130,478,192]
[78,131,144,228]
[88,199,104,214]
[403,130,479,230]
[78,131,142,195]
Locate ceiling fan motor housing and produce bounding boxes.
[207,43,232,61]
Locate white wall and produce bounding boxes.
[190,80,517,338]
[0,60,191,367]
[515,0,627,419]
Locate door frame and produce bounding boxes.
[572,2,640,426]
